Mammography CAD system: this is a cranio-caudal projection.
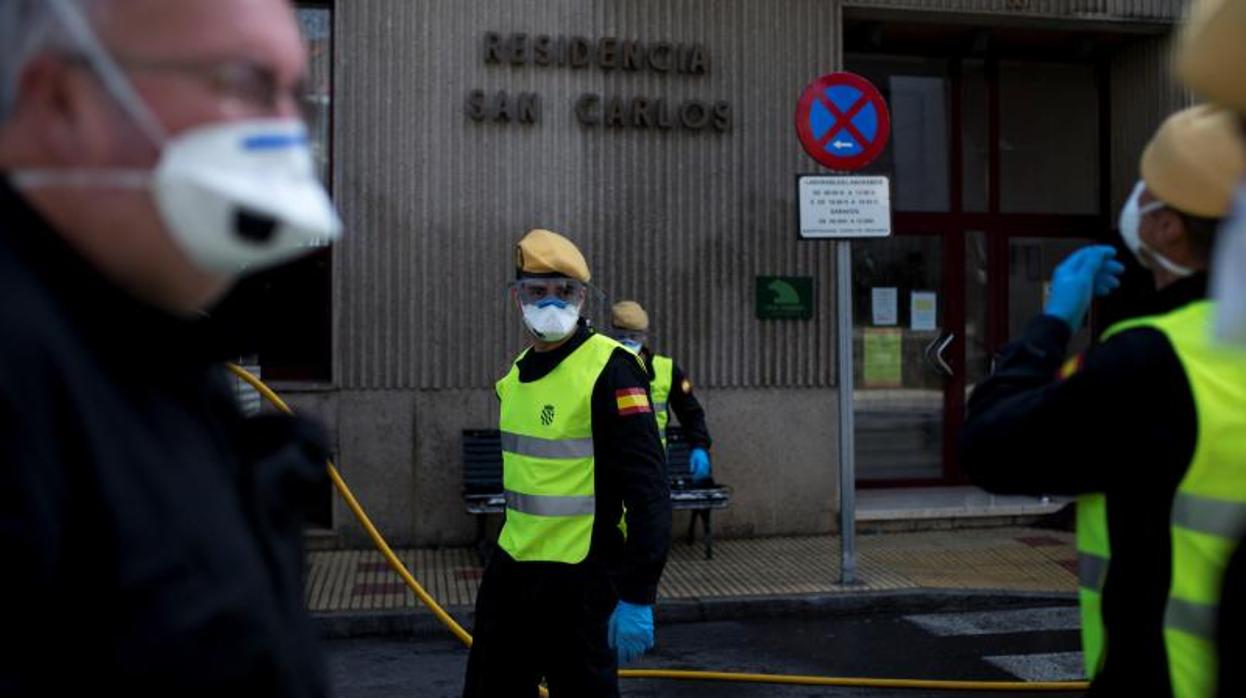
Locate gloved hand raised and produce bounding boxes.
[1044,245,1125,330]
[607,600,654,665]
[690,448,711,482]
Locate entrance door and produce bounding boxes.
[851,236,948,482]
[845,27,1111,485]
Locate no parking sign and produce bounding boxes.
[795,72,890,172]
[793,72,893,586]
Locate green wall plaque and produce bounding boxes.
[756,276,814,320]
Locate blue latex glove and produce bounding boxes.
[1044,245,1125,330]
[690,448,711,482]
[607,601,654,665]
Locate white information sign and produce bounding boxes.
[871,287,898,326]
[911,291,938,331]
[798,175,892,239]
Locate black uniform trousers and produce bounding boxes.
[464,551,619,698]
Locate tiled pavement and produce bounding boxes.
[306,526,1077,614]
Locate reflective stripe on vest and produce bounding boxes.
[495,333,633,564]
[1079,551,1108,593]
[505,490,596,517]
[1171,492,1246,539]
[1165,597,1219,642]
[650,355,675,446]
[500,431,595,459]
[1110,301,1246,698]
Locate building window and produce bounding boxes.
[212,3,334,382]
[849,55,953,213]
[999,61,1100,214]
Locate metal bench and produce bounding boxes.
[463,426,731,560]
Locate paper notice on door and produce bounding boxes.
[911,291,937,331]
[863,328,903,388]
[871,287,899,326]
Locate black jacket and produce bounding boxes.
[641,349,711,451]
[959,275,1208,697]
[506,324,671,604]
[1220,539,1246,698]
[0,178,329,696]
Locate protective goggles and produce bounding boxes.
[511,278,588,306]
[612,330,649,346]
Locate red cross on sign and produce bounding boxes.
[795,72,891,172]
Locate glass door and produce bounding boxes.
[847,55,962,485]
[852,236,950,481]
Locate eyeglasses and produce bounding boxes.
[512,278,586,305]
[68,52,312,118]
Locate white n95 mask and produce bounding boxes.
[13,0,342,277]
[150,120,340,274]
[521,300,581,343]
[1119,181,1195,278]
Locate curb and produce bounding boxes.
[314,588,1077,640]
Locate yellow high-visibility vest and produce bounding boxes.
[495,333,642,563]
[1076,301,1246,694]
[650,354,674,447]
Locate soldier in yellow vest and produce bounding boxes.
[463,229,671,698]
[1177,6,1246,696]
[610,301,713,481]
[959,105,1246,697]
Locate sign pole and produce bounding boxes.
[836,239,857,585]
[794,71,891,588]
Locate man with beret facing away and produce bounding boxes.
[959,105,1246,697]
[609,300,714,481]
[463,229,671,697]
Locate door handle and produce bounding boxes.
[924,331,955,377]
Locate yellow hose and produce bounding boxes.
[228,363,1090,693]
[618,670,1086,691]
[227,364,473,647]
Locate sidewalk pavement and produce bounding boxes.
[306,526,1078,630]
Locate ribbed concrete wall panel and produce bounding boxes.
[332,0,1184,390]
[847,0,1183,22]
[334,0,843,389]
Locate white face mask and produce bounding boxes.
[12,0,342,278]
[1212,182,1246,346]
[619,339,644,354]
[1119,180,1194,278]
[521,300,581,343]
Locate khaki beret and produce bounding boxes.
[1141,104,1246,218]
[514,228,591,282]
[611,301,650,332]
[1177,0,1246,115]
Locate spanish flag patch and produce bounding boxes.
[1057,354,1084,381]
[615,388,652,416]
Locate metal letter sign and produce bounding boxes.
[798,175,891,239]
[795,72,890,172]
